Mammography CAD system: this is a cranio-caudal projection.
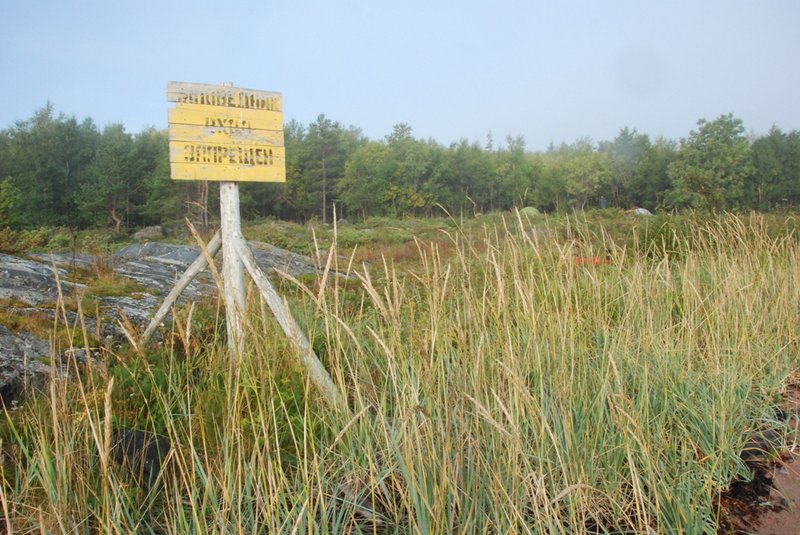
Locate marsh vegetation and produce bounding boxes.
[1,211,798,533]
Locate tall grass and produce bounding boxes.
[1,213,798,533]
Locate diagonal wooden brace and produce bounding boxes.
[233,235,349,413]
[141,231,222,344]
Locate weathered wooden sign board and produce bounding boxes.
[150,82,345,412]
[167,81,286,182]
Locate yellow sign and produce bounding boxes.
[167,82,285,182]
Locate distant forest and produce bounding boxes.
[1,103,798,231]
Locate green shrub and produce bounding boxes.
[0,227,19,253]
[335,226,375,247]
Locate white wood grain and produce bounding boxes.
[220,182,246,359]
[233,235,349,413]
[167,81,281,111]
[140,231,222,344]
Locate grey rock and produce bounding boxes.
[99,293,164,332]
[249,240,326,278]
[60,347,101,368]
[112,243,217,302]
[1,241,327,338]
[0,238,351,409]
[0,324,51,405]
[113,239,335,306]
[0,253,84,305]
[3,240,329,319]
[28,253,96,271]
[132,226,164,241]
[111,429,173,490]
[632,207,653,216]
[114,242,202,264]
[115,240,343,290]
[1,240,334,393]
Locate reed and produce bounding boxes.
[1,213,797,533]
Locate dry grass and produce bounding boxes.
[1,212,798,533]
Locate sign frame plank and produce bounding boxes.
[167,81,285,184]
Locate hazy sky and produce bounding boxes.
[1,0,798,150]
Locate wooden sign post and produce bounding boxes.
[143,81,346,411]
[167,81,285,357]
[219,181,246,357]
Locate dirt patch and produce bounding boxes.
[718,384,800,534]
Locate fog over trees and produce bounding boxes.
[1,104,798,230]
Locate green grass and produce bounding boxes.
[0,226,133,255]
[0,212,798,533]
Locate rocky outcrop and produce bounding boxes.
[131,225,164,241]
[112,242,217,302]
[0,253,85,305]
[249,240,328,279]
[0,324,51,405]
[111,241,328,301]
[0,241,331,405]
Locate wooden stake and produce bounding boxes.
[233,236,349,413]
[220,182,246,358]
[141,230,222,344]
[138,201,347,411]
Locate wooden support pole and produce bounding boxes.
[141,230,222,344]
[220,182,247,359]
[233,236,349,413]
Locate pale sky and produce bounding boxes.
[1,0,798,150]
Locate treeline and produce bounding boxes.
[1,103,799,230]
